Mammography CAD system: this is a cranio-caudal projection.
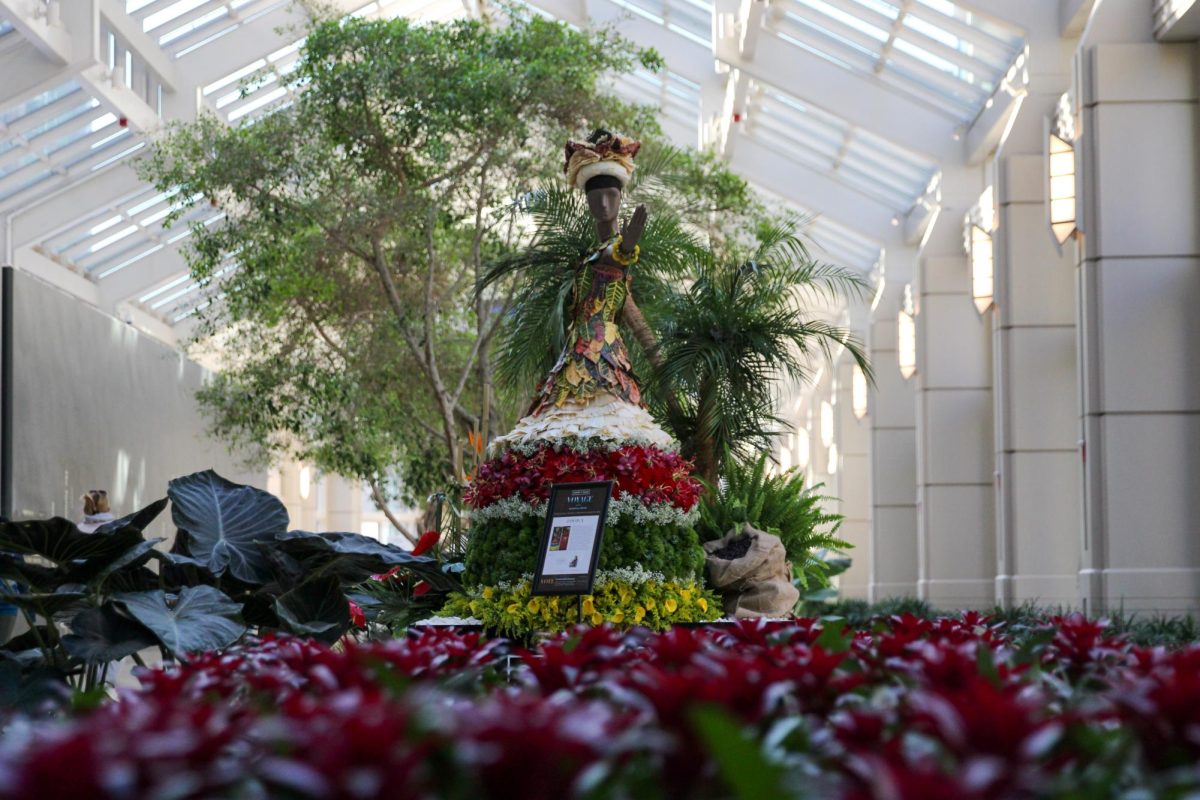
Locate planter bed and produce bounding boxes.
[1,612,1199,799]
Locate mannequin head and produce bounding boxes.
[585,174,623,239]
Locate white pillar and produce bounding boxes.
[991,37,1082,609]
[835,344,871,599]
[915,170,995,610]
[1076,2,1200,615]
[868,251,919,600]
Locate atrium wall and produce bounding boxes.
[2,268,260,532]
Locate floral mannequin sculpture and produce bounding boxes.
[440,131,719,635]
[530,130,648,413]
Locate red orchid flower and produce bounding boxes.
[348,600,366,629]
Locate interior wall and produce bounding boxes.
[6,268,262,537]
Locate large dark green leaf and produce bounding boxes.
[62,605,158,663]
[0,518,144,567]
[0,554,60,594]
[0,592,87,616]
[274,576,349,643]
[114,586,246,657]
[72,538,166,588]
[94,497,169,535]
[274,531,458,590]
[1,624,59,653]
[169,470,289,584]
[103,565,163,594]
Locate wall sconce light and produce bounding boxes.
[898,284,917,379]
[827,443,839,476]
[1048,92,1078,245]
[779,446,793,472]
[796,428,810,470]
[852,364,868,420]
[298,466,312,500]
[969,224,994,313]
[1049,134,1076,244]
[820,401,834,448]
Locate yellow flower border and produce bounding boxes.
[438,576,721,638]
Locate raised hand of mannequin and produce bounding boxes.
[619,204,648,256]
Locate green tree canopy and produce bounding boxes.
[140,10,670,529]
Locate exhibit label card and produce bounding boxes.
[531,481,612,595]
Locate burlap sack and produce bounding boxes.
[703,523,800,619]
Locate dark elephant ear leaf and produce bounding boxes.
[114,586,246,657]
[62,605,158,663]
[0,592,87,616]
[71,539,165,587]
[169,470,289,584]
[274,576,350,644]
[0,518,143,567]
[94,498,169,535]
[274,531,458,590]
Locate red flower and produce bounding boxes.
[412,530,440,557]
[464,443,701,514]
[413,581,431,598]
[348,601,366,629]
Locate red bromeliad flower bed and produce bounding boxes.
[464,443,701,512]
[2,614,1199,799]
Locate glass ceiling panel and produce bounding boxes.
[751,79,936,211]
[770,0,1023,123]
[0,89,145,208]
[619,68,700,134]
[126,0,293,59]
[610,0,713,47]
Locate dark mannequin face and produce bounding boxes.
[586,186,622,229]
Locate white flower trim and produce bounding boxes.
[489,392,676,455]
[496,435,680,459]
[471,494,699,528]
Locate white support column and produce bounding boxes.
[1076,1,1200,615]
[991,30,1081,609]
[868,249,919,601]
[915,169,995,610]
[834,319,871,599]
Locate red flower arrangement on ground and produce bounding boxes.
[464,443,701,512]
[2,614,1199,798]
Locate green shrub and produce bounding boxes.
[463,515,705,587]
[698,453,850,588]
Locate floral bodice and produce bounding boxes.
[529,238,641,414]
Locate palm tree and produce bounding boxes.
[651,221,872,484]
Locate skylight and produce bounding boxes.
[610,0,714,47]
[750,79,937,210]
[767,0,1023,122]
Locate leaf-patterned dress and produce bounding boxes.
[530,237,642,415]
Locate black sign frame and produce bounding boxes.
[530,480,612,596]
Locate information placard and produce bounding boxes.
[531,481,612,595]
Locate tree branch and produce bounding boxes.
[367,479,418,545]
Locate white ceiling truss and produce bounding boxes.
[0,0,1066,346]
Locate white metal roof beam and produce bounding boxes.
[955,0,1059,37]
[99,248,193,307]
[1155,0,1200,40]
[724,27,960,162]
[731,135,902,247]
[0,40,67,105]
[0,0,72,62]
[97,0,182,91]
[8,164,145,246]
